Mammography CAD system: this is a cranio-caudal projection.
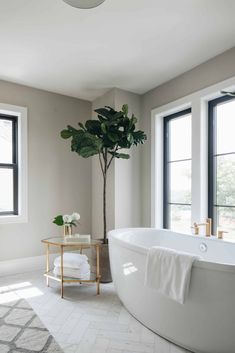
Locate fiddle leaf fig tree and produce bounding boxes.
[61,104,147,244]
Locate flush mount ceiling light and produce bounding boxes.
[63,0,105,9]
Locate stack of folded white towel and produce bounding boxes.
[53,252,90,280]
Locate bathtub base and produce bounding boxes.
[123,302,199,353]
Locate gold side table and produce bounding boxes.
[41,237,101,298]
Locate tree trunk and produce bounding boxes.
[103,170,107,244]
[103,149,108,244]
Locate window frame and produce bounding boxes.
[0,113,19,215]
[163,108,192,229]
[151,76,235,237]
[208,94,235,235]
[0,103,27,224]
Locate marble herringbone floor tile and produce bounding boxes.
[0,271,192,353]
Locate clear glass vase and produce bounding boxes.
[63,224,72,237]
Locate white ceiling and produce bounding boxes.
[0,0,235,101]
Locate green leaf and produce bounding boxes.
[94,107,115,120]
[78,122,85,130]
[122,104,128,116]
[61,130,73,139]
[132,130,147,145]
[109,152,130,159]
[97,114,107,123]
[68,129,102,156]
[107,132,119,142]
[111,111,124,121]
[53,215,64,226]
[85,120,101,134]
[116,153,130,159]
[131,114,137,125]
[127,133,134,144]
[101,123,107,134]
[80,146,99,158]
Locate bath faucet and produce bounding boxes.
[193,218,212,236]
[198,218,212,236]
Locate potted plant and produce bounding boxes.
[53,212,80,236]
[61,104,146,282]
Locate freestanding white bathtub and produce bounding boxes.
[108,228,235,353]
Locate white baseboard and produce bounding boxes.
[0,253,59,277]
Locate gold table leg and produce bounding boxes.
[61,246,64,298]
[96,245,100,295]
[46,244,49,287]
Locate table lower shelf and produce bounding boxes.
[44,270,100,283]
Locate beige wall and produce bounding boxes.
[140,46,235,227]
[114,88,142,229]
[0,80,92,261]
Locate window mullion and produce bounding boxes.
[208,94,235,238]
[163,108,192,232]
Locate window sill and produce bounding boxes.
[0,214,28,224]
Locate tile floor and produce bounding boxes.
[0,271,191,353]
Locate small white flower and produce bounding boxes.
[63,214,73,224]
[68,215,73,223]
[72,212,80,221]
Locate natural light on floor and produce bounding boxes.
[0,281,43,304]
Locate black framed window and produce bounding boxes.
[208,95,235,240]
[0,114,18,215]
[163,108,192,232]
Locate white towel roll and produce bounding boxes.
[54,260,90,274]
[54,252,88,269]
[53,266,90,280]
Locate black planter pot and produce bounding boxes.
[92,242,112,283]
[99,243,112,283]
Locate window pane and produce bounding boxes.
[0,119,13,163]
[169,114,191,161]
[169,160,191,204]
[169,205,191,233]
[216,154,235,206]
[0,168,13,212]
[216,99,235,155]
[215,206,235,241]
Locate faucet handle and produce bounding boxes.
[206,218,212,236]
[191,222,199,235]
[217,230,228,239]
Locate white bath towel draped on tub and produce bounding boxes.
[145,246,200,304]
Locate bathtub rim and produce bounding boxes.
[108,228,235,273]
